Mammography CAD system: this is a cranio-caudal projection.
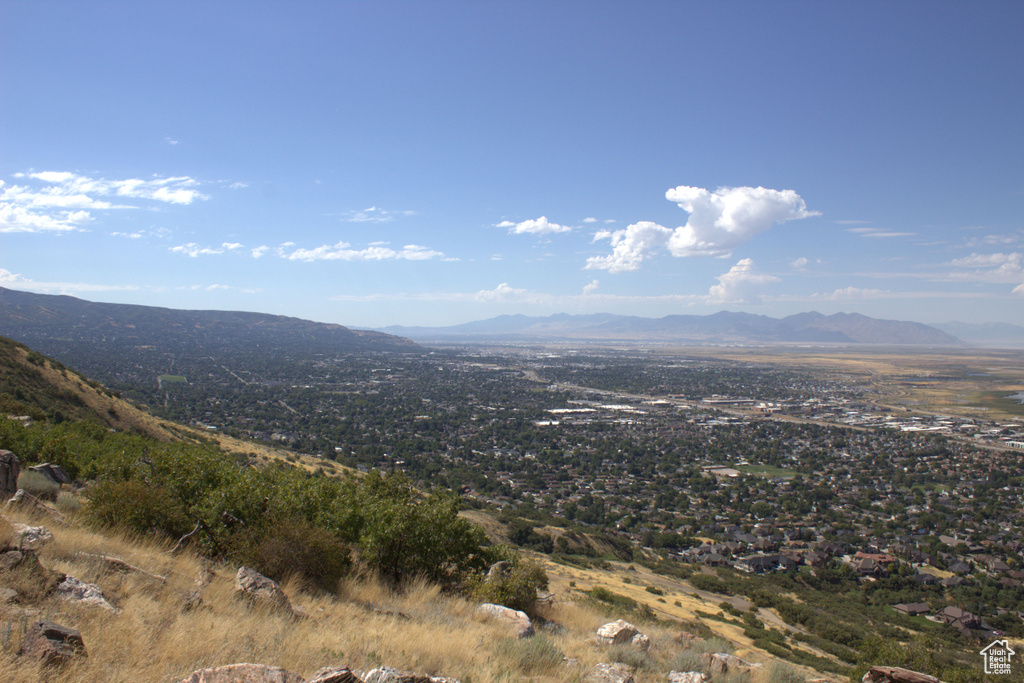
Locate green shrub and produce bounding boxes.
[16,470,60,501]
[227,516,351,593]
[84,480,193,539]
[469,546,548,616]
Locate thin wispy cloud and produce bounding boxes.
[340,207,415,223]
[279,241,445,262]
[586,185,817,272]
[846,227,916,238]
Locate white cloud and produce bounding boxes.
[706,258,780,304]
[251,245,270,259]
[846,226,916,239]
[582,279,600,295]
[586,221,675,273]
[279,241,444,262]
[949,252,1020,268]
[1013,283,1024,296]
[499,216,574,235]
[170,243,230,258]
[586,185,816,271]
[790,256,809,270]
[945,252,1024,289]
[474,282,528,302]
[341,207,415,223]
[583,217,598,223]
[1,171,208,233]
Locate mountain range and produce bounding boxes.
[383,311,966,346]
[0,287,985,350]
[0,286,417,357]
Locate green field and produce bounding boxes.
[158,374,187,384]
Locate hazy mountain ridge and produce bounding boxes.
[932,321,1024,347]
[0,287,418,356]
[383,310,965,345]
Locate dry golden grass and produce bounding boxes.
[0,504,836,682]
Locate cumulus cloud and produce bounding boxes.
[498,216,574,235]
[474,282,528,302]
[790,256,809,270]
[279,241,444,262]
[582,279,600,295]
[946,252,1024,290]
[1,171,208,233]
[586,185,816,272]
[706,258,780,304]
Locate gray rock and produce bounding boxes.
[56,575,118,612]
[17,620,87,666]
[477,602,534,638]
[12,523,53,550]
[631,633,651,651]
[862,666,942,683]
[0,549,24,571]
[668,673,707,683]
[177,663,305,683]
[596,619,640,645]
[583,663,634,683]
[706,653,762,675]
[235,566,295,615]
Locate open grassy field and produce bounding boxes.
[655,346,1024,421]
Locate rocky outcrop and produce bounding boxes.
[56,575,118,612]
[476,602,534,638]
[178,663,306,683]
[862,666,942,683]
[631,633,651,651]
[235,566,295,616]
[0,450,18,497]
[583,663,634,683]
[17,620,87,666]
[596,619,640,645]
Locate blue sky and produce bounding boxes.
[2,0,1023,328]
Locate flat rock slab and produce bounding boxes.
[178,663,305,683]
[668,673,708,683]
[363,666,460,683]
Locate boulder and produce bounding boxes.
[235,566,295,615]
[308,667,364,683]
[178,663,305,683]
[596,619,640,645]
[56,575,118,612]
[0,451,18,497]
[362,666,459,683]
[631,633,651,651]
[583,663,634,683]
[862,666,942,683]
[668,673,707,683]
[486,560,511,580]
[12,523,53,550]
[477,602,534,638]
[17,620,87,666]
[0,549,23,571]
[27,463,72,486]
